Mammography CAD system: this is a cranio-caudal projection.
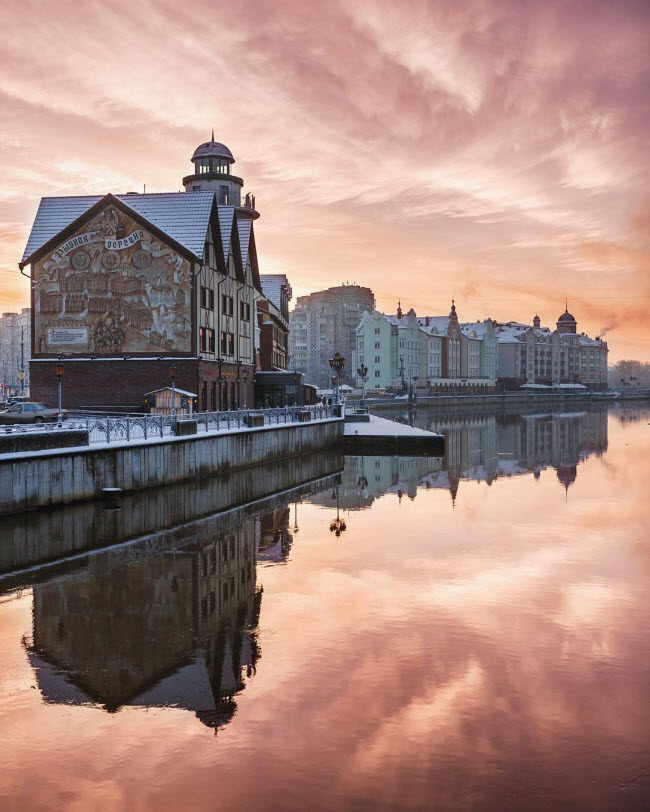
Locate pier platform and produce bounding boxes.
[343,415,444,456]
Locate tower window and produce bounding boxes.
[193,185,201,191]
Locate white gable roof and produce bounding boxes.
[21,191,217,265]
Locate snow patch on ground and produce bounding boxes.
[343,415,442,438]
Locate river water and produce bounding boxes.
[0,403,648,811]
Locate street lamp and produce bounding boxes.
[243,367,250,409]
[328,351,346,406]
[292,370,300,406]
[329,484,347,537]
[357,363,368,411]
[170,363,177,417]
[412,374,419,405]
[55,361,64,426]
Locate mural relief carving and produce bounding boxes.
[34,205,192,355]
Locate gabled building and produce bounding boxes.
[19,136,263,410]
[459,319,497,381]
[355,301,496,392]
[257,274,292,371]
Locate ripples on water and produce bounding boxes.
[0,403,649,811]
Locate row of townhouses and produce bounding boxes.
[355,301,497,391]
[354,302,608,391]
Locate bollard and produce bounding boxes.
[102,487,122,510]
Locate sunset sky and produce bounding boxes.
[1,0,648,362]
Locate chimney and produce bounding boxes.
[425,316,430,326]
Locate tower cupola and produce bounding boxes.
[556,301,577,334]
[533,314,541,328]
[183,131,258,218]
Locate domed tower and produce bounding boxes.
[183,131,259,219]
[533,314,541,328]
[556,302,577,334]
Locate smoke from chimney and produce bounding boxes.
[599,321,618,338]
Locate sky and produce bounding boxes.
[0,0,649,363]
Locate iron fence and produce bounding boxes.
[0,404,336,446]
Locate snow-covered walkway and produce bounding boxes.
[344,415,442,438]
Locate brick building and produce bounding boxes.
[20,136,264,410]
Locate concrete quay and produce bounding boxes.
[0,449,343,586]
[343,414,445,456]
[0,416,343,516]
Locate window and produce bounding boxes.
[374,341,380,349]
[240,301,251,321]
[374,327,380,334]
[375,355,380,363]
[193,185,202,191]
[374,369,380,378]
[218,185,229,204]
[200,328,216,353]
[201,286,214,310]
[221,294,234,316]
[221,331,235,355]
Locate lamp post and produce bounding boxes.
[357,363,368,412]
[292,370,300,406]
[55,361,64,426]
[243,367,249,409]
[20,325,26,396]
[170,363,177,417]
[412,374,419,405]
[328,351,346,406]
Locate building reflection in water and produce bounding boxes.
[24,477,338,734]
[314,408,608,510]
[22,408,607,736]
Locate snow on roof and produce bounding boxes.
[21,192,217,264]
[217,206,235,264]
[144,387,197,397]
[237,216,252,271]
[260,274,292,309]
[578,335,603,346]
[418,316,450,335]
[460,324,484,340]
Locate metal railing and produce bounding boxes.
[0,404,336,446]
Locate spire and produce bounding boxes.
[449,298,457,318]
[211,128,215,142]
[565,296,568,313]
[397,299,402,320]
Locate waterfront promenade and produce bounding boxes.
[0,406,343,516]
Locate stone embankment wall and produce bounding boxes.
[0,418,343,516]
[0,450,343,582]
[367,392,609,410]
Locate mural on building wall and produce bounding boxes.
[34,205,192,355]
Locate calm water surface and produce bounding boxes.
[0,404,649,811]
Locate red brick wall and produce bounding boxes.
[30,360,200,409]
[31,359,256,411]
